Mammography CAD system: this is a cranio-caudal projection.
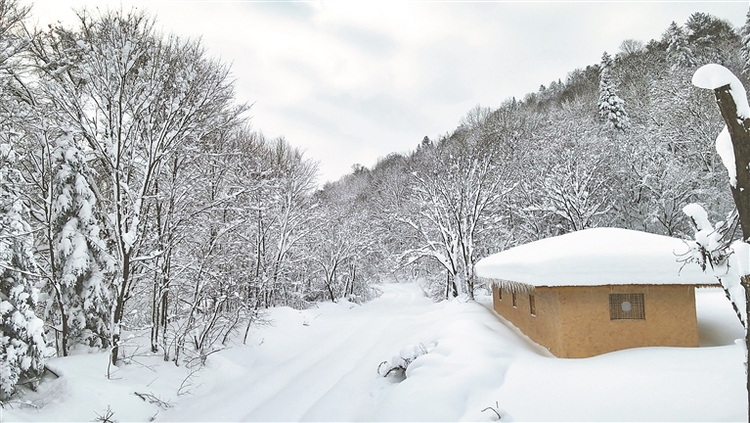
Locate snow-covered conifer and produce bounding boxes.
[0,0,46,397]
[665,22,696,70]
[685,12,738,63]
[0,143,46,397]
[741,10,750,75]
[598,52,629,130]
[49,132,112,354]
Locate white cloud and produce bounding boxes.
[25,0,750,183]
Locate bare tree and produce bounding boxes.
[401,113,514,300]
[31,8,243,365]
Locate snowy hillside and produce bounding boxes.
[4,283,745,422]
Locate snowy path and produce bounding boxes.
[160,283,525,421]
[239,285,411,421]
[6,284,747,422]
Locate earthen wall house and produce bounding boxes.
[476,228,720,358]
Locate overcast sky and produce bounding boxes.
[24,1,750,183]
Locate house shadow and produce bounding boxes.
[696,287,744,347]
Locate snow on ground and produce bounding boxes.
[3,283,747,422]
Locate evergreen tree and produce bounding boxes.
[741,9,750,75]
[665,21,696,70]
[0,0,45,398]
[598,52,629,130]
[48,132,112,354]
[685,12,739,64]
[0,142,46,397]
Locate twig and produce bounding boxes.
[2,399,44,410]
[177,367,202,396]
[92,405,116,423]
[133,391,173,410]
[481,401,502,420]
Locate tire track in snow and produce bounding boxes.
[239,284,426,421]
[159,284,437,421]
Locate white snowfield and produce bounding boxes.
[475,227,719,287]
[4,283,746,422]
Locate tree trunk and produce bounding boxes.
[161,290,168,360]
[326,278,336,302]
[713,85,750,241]
[58,296,68,357]
[111,253,131,366]
[744,275,750,422]
[151,281,159,353]
[446,273,458,299]
[710,84,750,421]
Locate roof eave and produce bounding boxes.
[479,276,722,290]
[479,276,535,293]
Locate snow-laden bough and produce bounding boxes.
[692,64,750,120]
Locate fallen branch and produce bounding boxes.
[133,391,173,410]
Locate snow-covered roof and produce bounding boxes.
[475,228,719,289]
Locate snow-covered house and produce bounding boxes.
[476,228,719,358]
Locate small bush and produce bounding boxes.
[377,342,430,379]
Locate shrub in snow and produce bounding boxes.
[378,342,431,379]
[93,405,116,423]
[681,203,731,270]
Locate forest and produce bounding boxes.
[0,0,747,400]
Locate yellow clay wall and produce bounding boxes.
[492,284,699,358]
[557,284,699,358]
[492,285,562,354]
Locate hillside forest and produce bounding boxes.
[0,0,747,398]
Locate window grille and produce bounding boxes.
[609,293,645,320]
[512,292,517,308]
[529,295,536,316]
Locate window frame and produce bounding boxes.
[609,293,645,320]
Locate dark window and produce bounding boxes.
[498,288,502,300]
[512,292,517,308]
[529,295,536,316]
[609,293,645,320]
